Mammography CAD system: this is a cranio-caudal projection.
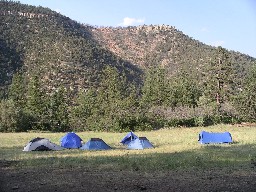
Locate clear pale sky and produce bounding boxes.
[18,0,256,58]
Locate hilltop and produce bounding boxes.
[91,25,254,75]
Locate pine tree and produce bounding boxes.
[8,71,26,107]
[171,69,201,108]
[203,46,235,113]
[234,63,256,121]
[7,72,31,131]
[141,66,168,107]
[95,66,127,131]
[70,88,97,131]
[0,99,17,132]
[48,86,70,132]
[26,75,47,130]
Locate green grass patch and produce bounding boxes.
[1,125,256,172]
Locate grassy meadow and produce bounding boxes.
[1,125,256,172]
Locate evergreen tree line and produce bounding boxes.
[0,47,256,132]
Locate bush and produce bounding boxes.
[0,99,31,132]
[114,115,155,132]
[194,116,205,127]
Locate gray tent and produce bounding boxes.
[23,137,64,151]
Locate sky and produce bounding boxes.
[18,0,256,58]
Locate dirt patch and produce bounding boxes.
[1,163,256,192]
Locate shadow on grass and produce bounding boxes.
[1,143,256,172]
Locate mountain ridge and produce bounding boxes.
[0,0,255,98]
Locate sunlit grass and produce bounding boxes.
[1,124,256,172]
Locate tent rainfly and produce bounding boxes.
[127,137,154,150]
[120,131,138,145]
[60,132,83,149]
[23,137,64,151]
[80,138,111,150]
[198,131,233,144]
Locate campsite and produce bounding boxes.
[1,125,256,191]
[0,1,256,191]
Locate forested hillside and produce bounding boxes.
[0,0,142,98]
[0,0,255,132]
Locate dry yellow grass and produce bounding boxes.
[1,124,256,172]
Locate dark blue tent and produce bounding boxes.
[198,131,232,144]
[127,137,154,150]
[80,138,111,150]
[60,132,83,149]
[120,131,138,145]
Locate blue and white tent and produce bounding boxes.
[120,131,138,145]
[198,131,232,144]
[127,137,154,150]
[80,138,111,150]
[23,137,64,151]
[60,132,83,149]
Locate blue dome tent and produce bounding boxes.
[198,131,232,144]
[127,137,154,150]
[60,132,83,149]
[80,138,111,150]
[120,131,138,145]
